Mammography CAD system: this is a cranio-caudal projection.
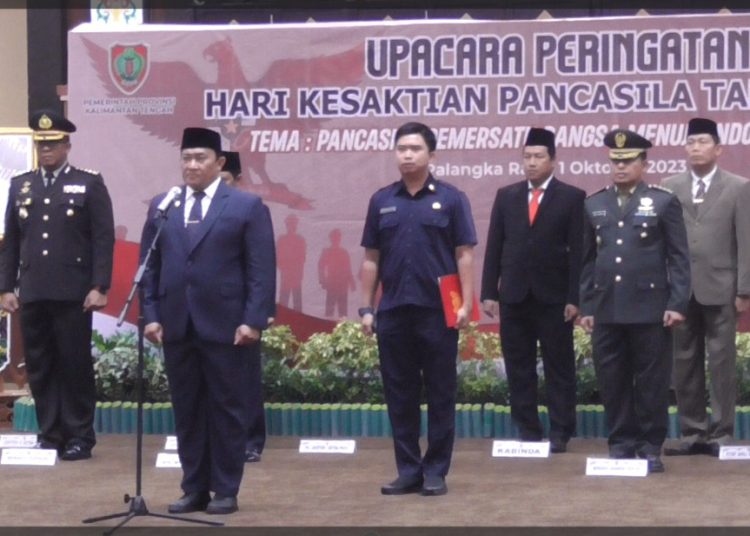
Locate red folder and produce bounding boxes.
[438,274,480,328]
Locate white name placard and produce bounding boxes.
[164,436,178,450]
[0,434,38,448]
[299,439,356,454]
[585,457,648,477]
[491,440,550,458]
[1,448,57,466]
[719,446,750,460]
[155,453,182,468]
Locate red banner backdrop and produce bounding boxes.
[67,14,750,334]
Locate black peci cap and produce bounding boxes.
[524,127,555,153]
[221,151,241,176]
[687,117,719,141]
[181,127,222,154]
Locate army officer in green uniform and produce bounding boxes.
[579,129,690,474]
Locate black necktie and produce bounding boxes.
[44,171,55,188]
[187,191,205,238]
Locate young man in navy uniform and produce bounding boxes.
[360,122,477,496]
[481,128,585,453]
[141,128,275,514]
[580,129,690,473]
[0,109,115,461]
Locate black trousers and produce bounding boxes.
[592,322,671,456]
[500,297,577,442]
[20,300,96,449]
[164,327,251,497]
[376,305,458,479]
[246,349,266,454]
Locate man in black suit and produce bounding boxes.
[0,109,115,461]
[481,127,585,453]
[580,129,690,473]
[141,128,276,514]
[221,150,268,464]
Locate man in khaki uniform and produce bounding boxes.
[662,117,750,457]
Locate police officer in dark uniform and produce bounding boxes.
[579,129,690,473]
[360,122,477,496]
[0,109,115,460]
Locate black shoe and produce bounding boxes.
[245,449,262,463]
[663,442,709,456]
[206,495,238,515]
[707,443,721,457]
[645,455,665,473]
[636,451,665,473]
[168,492,210,514]
[35,440,59,451]
[381,475,423,495]
[60,443,92,461]
[421,475,447,496]
[550,439,568,454]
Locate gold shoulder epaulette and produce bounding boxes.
[586,185,609,198]
[12,169,35,180]
[649,184,672,193]
[72,166,100,175]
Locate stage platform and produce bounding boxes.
[1,435,750,531]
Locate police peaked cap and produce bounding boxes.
[181,127,222,154]
[603,129,652,160]
[29,109,76,141]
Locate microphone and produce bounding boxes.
[156,186,182,215]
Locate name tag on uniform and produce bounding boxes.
[592,210,607,217]
[379,206,396,214]
[63,185,86,194]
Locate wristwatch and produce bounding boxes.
[358,306,374,317]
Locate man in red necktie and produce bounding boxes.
[481,127,585,453]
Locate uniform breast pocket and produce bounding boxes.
[633,218,658,245]
[60,196,86,220]
[419,211,450,246]
[590,218,611,249]
[420,211,449,230]
[378,212,399,230]
[377,212,400,243]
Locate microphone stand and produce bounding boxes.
[82,204,223,534]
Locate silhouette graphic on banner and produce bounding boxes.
[318,228,356,317]
[277,214,306,311]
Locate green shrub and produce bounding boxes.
[456,358,508,404]
[458,322,501,360]
[88,325,750,407]
[260,324,299,364]
[736,332,750,405]
[92,330,169,402]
